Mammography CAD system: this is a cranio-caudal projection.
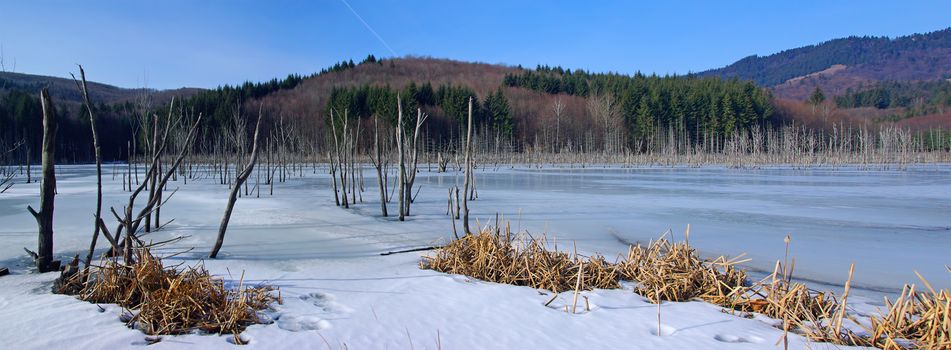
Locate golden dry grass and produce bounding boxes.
[59,249,279,344]
[423,226,951,350]
[420,230,621,292]
[619,234,749,304]
[863,275,951,349]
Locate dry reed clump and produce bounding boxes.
[733,278,836,323]
[59,249,279,343]
[732,262,951,349]
[618,234,749,304]
[420,229,621,292]
[422,226,950,350]
[730,262,858,346]
[729,257,837,322]
[863,274,951,349]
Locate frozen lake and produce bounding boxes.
[1,164,949,297]
[418,165,951,296]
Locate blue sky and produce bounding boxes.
[1,1,949,89]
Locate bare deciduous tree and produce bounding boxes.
[552,96,565,152]
[100,106,203,265]
[0,140,23,194]
[210,108,263,259]
[399,107,428,219]
[587,93,622,152]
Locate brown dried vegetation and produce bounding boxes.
[420,229,620,292]
[423,226,951,349]
[619,233,749,305]
[57,249,279,344]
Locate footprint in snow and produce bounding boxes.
[714,334,764,343]
[273,292,350,332]
[276,314,330,332]
[300,292,354,314]
[227,333,253,345]
[451,275,471,283]
[650,324,677,336]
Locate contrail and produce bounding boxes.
[338,0,398,57]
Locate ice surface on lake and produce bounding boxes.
[418,165,951,296]
[1,164,948,296]
[1,164,945,349]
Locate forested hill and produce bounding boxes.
[3,52,949,164]
[699,27,951,100]
[1,56,776,162]
[0,71,200,106]
[253,57,771,150]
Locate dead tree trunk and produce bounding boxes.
[73,67,104,269]
[371,114,388,216]
[403,108,428,217]
[397,97,407,221]
[210,109,263,259]
[154,156,162,230]
[25,146,31,183]
[329,110,343,207]
[26,89,57,272]
[462,97,474,235]
[145,113,159,233]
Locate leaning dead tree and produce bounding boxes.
[25,88,57,272]
[71,66,104,269]
[210,108,262,259]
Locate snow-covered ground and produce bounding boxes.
[1,164,948,349]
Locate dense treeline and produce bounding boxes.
[182,56,386,138]
[0,90,136,162]
[325,82,514,143]
[0,57,386,164]
[181,73,307,132]
[701,28,951,86]
[505,65,773,141]
[4,56,949,165]
[835,80,951,117]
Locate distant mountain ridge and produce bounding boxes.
[0,71,201,106]
[700,27,951,100]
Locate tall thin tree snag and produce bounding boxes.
[396,96,407,221]
[329,110,343,207]
[552,96,565,152]
[26,88,57,272]
[71,66,103,269]
[462,97,474,235]
[26,146,31,183]
[402,108,428,216]
[210,108,263,259]
[370,114,388,216]
[144,112,160,233]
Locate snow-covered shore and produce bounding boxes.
[2,164,946,349]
